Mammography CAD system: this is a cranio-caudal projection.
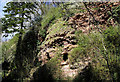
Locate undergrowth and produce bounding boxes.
[70,25,120,81]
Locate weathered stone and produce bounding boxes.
[63,41,69,45]
[69,29,75,34]
[46,48,56,53]
[62,64,78,78]
[65,34,76,38]
[49,52,55,58]
[70,65,79,69]
[68,45,78,51]
[78,61,84,65]
[64,44,72,49]
[61,51,67,55]
[61,61,69,66]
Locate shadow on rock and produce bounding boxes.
[32,64,55,82]
[73,63,100,82]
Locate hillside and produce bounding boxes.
[1,2,120,81]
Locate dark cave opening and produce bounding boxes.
[63,53,68,61]
[46,52,51,60]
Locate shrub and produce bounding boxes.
[70,26,120,81]
[112,5,120,23]
[103,26,120,54]
[41,7,63,28]
[46,49,63,80]
[2,33,19,62]
[70,31,102,64]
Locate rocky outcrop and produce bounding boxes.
[61,56,92,79]
[37,19,78,66]
[68,2,120,33]
[36,3,120,79]
[36,17,93,79]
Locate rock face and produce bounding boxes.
[36,19,82,79]
[61,65,78,78]
[36,3,120,79]
[68,2,120,34]
[61,56,91,79]
[37,19,78,66]
[36,18,93,79]
[38,23,77,64]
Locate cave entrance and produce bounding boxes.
[46,52,51,60]
[63,53,68,61]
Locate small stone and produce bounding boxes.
[61,61,68,66]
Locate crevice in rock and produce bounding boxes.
[46,52,51,60]
[63,53,68,61]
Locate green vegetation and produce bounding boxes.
[41,7,63,28]
[70,26,120,81]
[2,2,38,33]
[111,5,120,23]
[2,34,19,61]
[33,47,63,81]
[37,7,64,46]
[1,2,120,81]
[46,50,63,80]
[46,18,72,39]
